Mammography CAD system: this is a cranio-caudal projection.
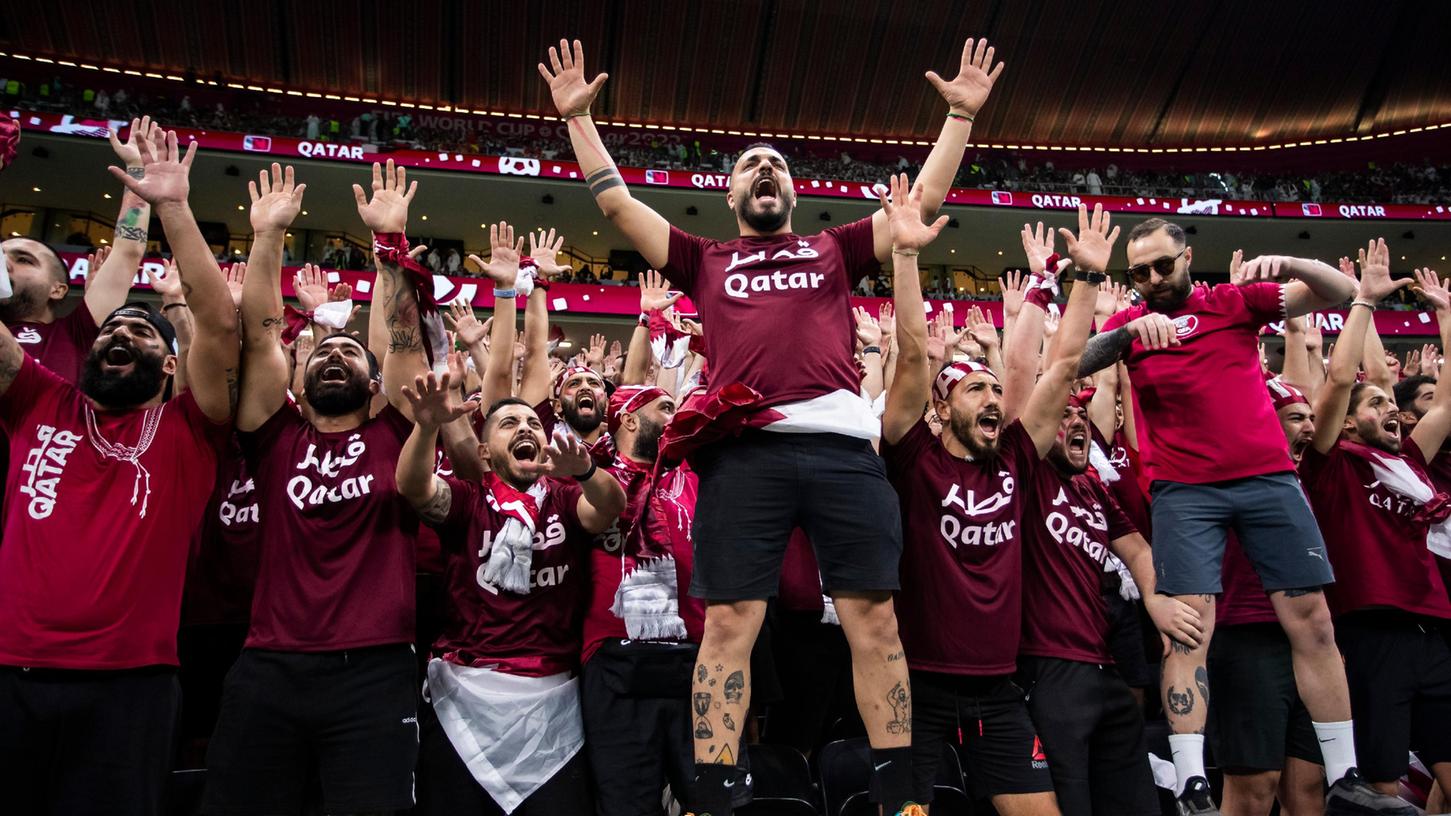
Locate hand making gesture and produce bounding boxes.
[351,159,416,235]
[538,39,609,117]
[925,37,1006,118]
[467,222,525,288]
[108,127,197,207]
[1058,202,1120,273]
[249,163,306,236]
[878,173,949,252]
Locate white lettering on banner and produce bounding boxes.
[20,425,81,520]
[498,157,541,176]
[690,173,730,189]
[858,183,889,200]
[1176,198,1222,216]
[1266,312,1346,336]
[1031,193,1082,209]
[473,516,570,594]
[297,141,365,160]
[14,327,41,345]
[1045,486,1109,564]
[1338,204,1387,218]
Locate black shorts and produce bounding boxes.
[689,431,902,601]
[204,645,420,815]
[1335,611,1451,784]
[1017,657,1159,816]
[909,670,1055,802]
[1104,592,1156,690]
[580,639,752,813]
[177,622,248,747]
[1207,623,1321,773]
[0,665,180,816]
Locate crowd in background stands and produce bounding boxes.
[5,73,1451,205]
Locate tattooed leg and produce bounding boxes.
[1161,592,1216,735]
[692,600,766,765]
[833,592,912,748]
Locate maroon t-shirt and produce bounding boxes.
[181,438,262,627]
[883,417,1039,675]
[1300,438,1451,620]
[1217,531,1279,627]
[1020,466,1137,664]
[582,457,704,663]
[9,303,100,384]
[778,529,826,613]
[240,403,419,651]
[661,219,878,409]
[1091,426,1152,539]
[1101,283,1291,484]
[431,474,592,677]
[0,355,227,669]
[533,398,615,466]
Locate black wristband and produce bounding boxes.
[1073,267,1107,284]
[862,345,882,355]
[161,302,188,312]
[573,461,598,482]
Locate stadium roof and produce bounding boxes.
[5,0,1449,148]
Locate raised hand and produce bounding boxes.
[1228,249,1247,286]
[83,246,112,292]
[1126,313,1181,350]
[1237,254,1291,284]
[1057,203,1120,272]
[401,371,480,428]
[249,162,306,235]
[925,37,1005,118]
[878,301,896,341]
[638,269,683,312]
[537,38,609,117]
[224,262,247,310]
[1303,317,1323,354]
[585,333,607,369]
[147,258,185,300]
[1412,266,1451,313]
[528,228,569,279]
[879,173,949,251]
[294,263,330,311]
[965,305,999,350]
[1337,256,1357,281]
[445,298,488,348]
[467,221,525,288]
[853,306,883,348]
[1000,269,1029,319]
[108,127,197,207]
[1354,238,1409,303]
[351,159,416,235]
[1422,344,1443,377]
[108,116,157,168]
[1019,221,1055,277]
[1096,280,1128,317]
[535,428,594,478]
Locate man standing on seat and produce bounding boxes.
[540,36,1004,816]
[1078,219,1416,816]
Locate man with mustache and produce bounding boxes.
[397,219,626,815]
[0,125,239,815]
[203,160,438,815]
[882,184,1113,814]
[1297,246,1451,808]
[541,38,1004,816]
[1077,223,1413,816]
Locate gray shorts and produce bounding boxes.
[1149,473,1334,597]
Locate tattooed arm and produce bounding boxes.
[397,371,478,523]
[110,129,240,423]
[236,164,305,431]
[539,41,670,268]
[87,117,161,324]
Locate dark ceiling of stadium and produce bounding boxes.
[3,0,1449,147]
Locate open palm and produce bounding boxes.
[351,159,416,234]
[538,39,609,117]
[926,38,1005,117]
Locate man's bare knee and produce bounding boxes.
[702,600,767,651]
[1223,770,1279,815]
[832,591,900,650]
[1271,589,1334,649]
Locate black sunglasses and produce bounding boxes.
[1126,248,1187,283]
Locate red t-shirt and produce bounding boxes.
[1101,283,1291,484]
[582,457,704,663]
[534,398,615,466]
[430,474,592,677]
[661,219,878,410]
[1217,531,1279,627]
[0,355,227,669]
[414,446,456,576]
[1020,467,1137,664]
[1091,426,1153,539]
[181,439,262,627]
[883,417,1039,675]
[1300,438,1451,619]
[240,403,419,651]
[10,303,100,384]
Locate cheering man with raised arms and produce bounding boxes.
[540,36,1003,816]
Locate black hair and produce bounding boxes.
[735,141,785,166]
[311,333,380,379]
[1348,380,1375,414]
[482,396,535,432]
[1394,374,1436,411]
[1126,217,1186,247]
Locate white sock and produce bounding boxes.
[1313,720,1357,783]
[1168,734,1206,797]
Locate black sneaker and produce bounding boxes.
[1324,768,1418,815]
[1176,776,1220,816]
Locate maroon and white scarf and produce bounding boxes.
[372,232,450,370]
[481,472,549,594]
[610,456,690,641]
[1339,439,1451,558]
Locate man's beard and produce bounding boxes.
[562,394,604,435]
[947,410,1001,460]
[306,370,372,416]
[1355,416,1401,454]
[1145,275,1192,311]
[79,342,168,409]
[736,194,792,233]
[631,415,664,462]
[0,286,45,324]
